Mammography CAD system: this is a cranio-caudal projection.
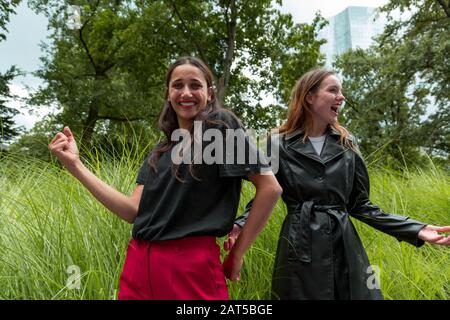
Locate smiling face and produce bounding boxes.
[307,74,345,133]
[168,64,212,129]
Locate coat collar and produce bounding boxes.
[284,127,342,140]
[285,127,347,165]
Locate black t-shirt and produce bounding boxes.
[132,109,270,241]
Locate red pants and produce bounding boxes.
[118,236,229,300]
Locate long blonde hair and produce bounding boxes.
[278,68,356,151]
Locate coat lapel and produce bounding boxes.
[321,132,347,164]
[286,130,323,164]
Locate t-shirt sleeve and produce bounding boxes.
[207,110,271,178]
[136,156,150,184]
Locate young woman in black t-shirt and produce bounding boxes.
[48,56,282,300]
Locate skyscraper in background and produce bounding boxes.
[319,6,387,67]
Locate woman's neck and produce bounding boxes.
[177,118,193,131]
[309,122,328,138]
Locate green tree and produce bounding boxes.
[0,66,23,143]
[28,0,161,150]
[7,114,56,160]
[27,0,326,151]
[0,0,21,41]
[419,106,450,160]
[334,0,449,166]
[378,0,450,160]
[0,0,23,143]
[162,1,327,129]
[335,47,429,165]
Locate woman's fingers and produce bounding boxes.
[224,264,240,281]
[433,235,450,245]
[434,226,450,233]
[48,136,58,146]
[223,239,230,251]
[224,236,236,251]
[428,235,444,242]
[49,132,67,147]
[230,271,240,282]
[223,253,242,282]
[49,133,68,147]
[223,224,242,251]
[48,129,80,168]
[64,126,74,141]
[49,140,68,154]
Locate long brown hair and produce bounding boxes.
[278,67,356,151]
[148,56,222,178]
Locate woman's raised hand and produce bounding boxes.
[48,126,80,168]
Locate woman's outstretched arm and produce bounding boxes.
[48,126,142,223]
[348,152,450,246]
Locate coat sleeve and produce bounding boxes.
[347,152,426,247]
[233,198,252,228]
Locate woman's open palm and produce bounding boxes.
[418,225,450,246]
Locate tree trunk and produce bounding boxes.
[217,0,237,105]
[80,99,99,151]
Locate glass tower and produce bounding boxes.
[319,6,387,67]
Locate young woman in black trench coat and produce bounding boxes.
[224,68,450,300]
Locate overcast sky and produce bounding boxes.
[0,0,388,130]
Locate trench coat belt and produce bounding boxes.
[287,201,346,263]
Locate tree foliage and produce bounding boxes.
[0,0,21,41]
[26,0,326,151]
[0,66,23,143]
[335,0,450,165]
[0,0,23,143]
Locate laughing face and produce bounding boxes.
[307,74,345,130]
[168,64,213,129]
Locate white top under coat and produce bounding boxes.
[308,135,326,156]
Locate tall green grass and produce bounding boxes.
[0,148,448,299]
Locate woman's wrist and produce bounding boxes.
[65,158,84,175]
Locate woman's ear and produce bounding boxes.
[207,87,214,102]
[306,92,314,105]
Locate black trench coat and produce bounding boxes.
[237,128,425,300]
